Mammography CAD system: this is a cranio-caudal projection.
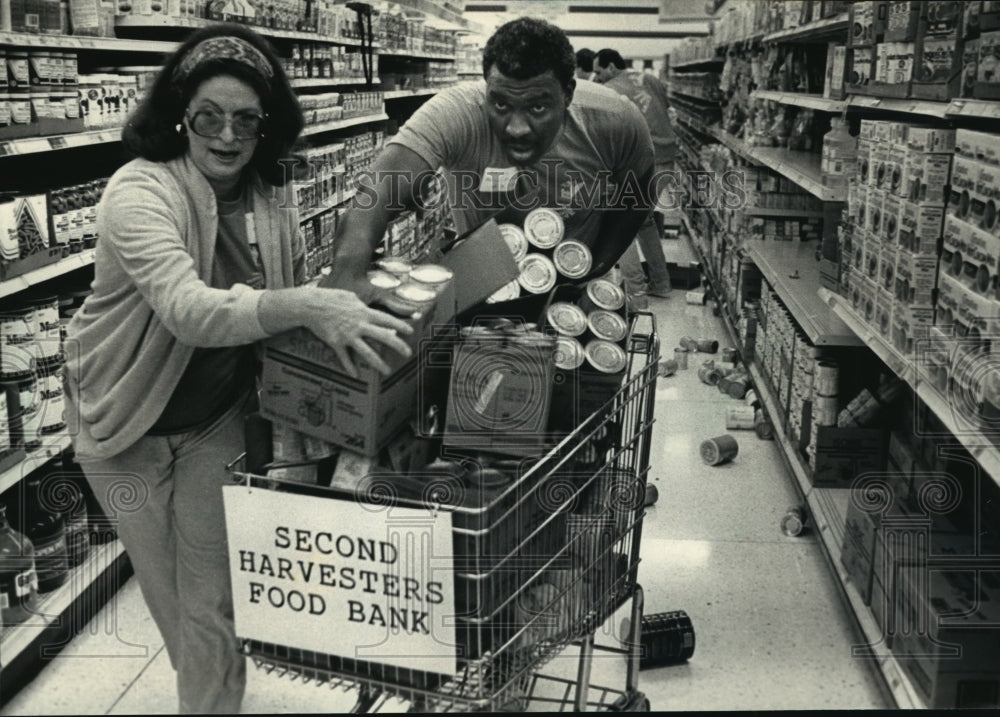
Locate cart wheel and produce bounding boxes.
[612,690,651,712]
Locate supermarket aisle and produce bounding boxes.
[2,238,889,714]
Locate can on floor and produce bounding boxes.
[725,405,756,431]
[674,348,689,369]
[696,338,719,354]
[700,434,739,465]
[697,363,721,386]
[686,290,706,305]
[726,374,751,400]
[658,358,679,377]
[638,610,695,670]
[754,409,774,440]
[714,360,736,375]
[781,506,808,537]
[523,207,564,249]
[745,389,760,408]
[721,347,739,364]
[679,336,698,351]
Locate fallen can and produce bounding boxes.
[721,347,739,364]
[725,405,756,431]
[644,483,659,507]
[700,434,739,465]
[658,358,679,377]
[679,336,698,351]
[754,409,775,440]
[674,348,689,369]
[726,374,752,399]
[781,505,808,536]
[638,610,696,670]
[696,339,720,354]
[698,363,721,386]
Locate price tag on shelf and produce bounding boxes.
[0,142,14,157]
[48,136,67,150]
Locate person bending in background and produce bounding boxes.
[328,18,655,305]
[575,47,596,80]
[63,24,412,714]
[594,48,677,309]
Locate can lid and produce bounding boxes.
[554,336,585,370]
[518,254,557,294]
[409,263,453,285]
[367,270,402,290]
[523,208,564,249]
[498,223,529,262]
[395,283,437,304]
[585,279,625,311]
[553,240,592,279]
[485,279,521,304]
[376,257,413,277]
[587,310,627,343]
[546,302,588,337]
[585,340,627,374]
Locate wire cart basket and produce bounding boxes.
[225,311,659,712]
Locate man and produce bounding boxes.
[575,47,595,80]
[594,48,677,308]
[327,18,655,312]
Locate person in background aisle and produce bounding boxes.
[594,48,677,309]
[62,24,412,715]
[327,18,655,304]
[575,47,596,80]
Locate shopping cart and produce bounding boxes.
[224,311,659,712]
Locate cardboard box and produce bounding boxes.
[906,127,957,154]
[902,152,953,206]
[894,249,938,307]
[960,37,979,98]
[861,275,880,323]
[848,46,875,91]
[810,425,888,487]
[892,305,936,354]
[825,43,849,99]
[842,497,879,604]
[439,219,520,317]
[260,351,420,456]
[876,284,896,334]
[885,0,921,41]
[948,154,982,222]
[956,128,1000,164]
[882,194,902,245]
[923,0,965,35]
[945,215,1000,295]
[899,202,944,254]
[912,30,963,99]
[850,1,888,46]
[880,244,899,293]
[974,30,1000,99]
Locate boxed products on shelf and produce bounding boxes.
[0,193,63,280]
[849,1,888,47]
[976,29,1000,98]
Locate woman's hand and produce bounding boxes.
[259,286,415,377]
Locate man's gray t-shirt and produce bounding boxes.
[387,78,654,245]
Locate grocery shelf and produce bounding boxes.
[671,55,724,70]
[708,126,846,202]
[752,90,847,113]
[0,249,96,299]
[669,87,721,105]
[290,77,379,88]
[945,98,1000,120]
[745,361,809,497]
[848,95,950,119]
[746,242,861,346]
[300,112,389,136]
[744,206,827,218]
[0,30,177,53]
[383,89,439,100]
[820,287,1000,487]
[0,434,73,497]
[0,540,127,670]
[0,129,122,159]
[298,187,357,223]
[808,488,926,709]
[114,15,374,46]
[377,48,455,61]
[761,11,849,43]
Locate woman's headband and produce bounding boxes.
[173,36,274,83]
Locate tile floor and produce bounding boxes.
[0,235,891,713]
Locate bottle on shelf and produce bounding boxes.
[18,461,70,593]
[821,117,857,189]
[0,503,39,627]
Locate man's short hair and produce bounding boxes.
[482,17,576,89]
[575,47,595,73]
[596,49,627,70]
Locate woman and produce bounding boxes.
[63,24,411,713]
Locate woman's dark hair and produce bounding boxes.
[596,49,628,71]
[575,48,595,73]
[123,23,303,187]
[482,17,575,90]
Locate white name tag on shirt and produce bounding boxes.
[478,166,520,193]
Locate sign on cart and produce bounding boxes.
[223,486,457,674]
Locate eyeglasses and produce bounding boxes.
[185,108,266,139]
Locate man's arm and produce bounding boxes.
[324,144,436,294]
[588,162,655,278]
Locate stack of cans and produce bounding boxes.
[807,360,839,469]
[367,257,453,318]
[548,278,629,374]
[488,207,595,303]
